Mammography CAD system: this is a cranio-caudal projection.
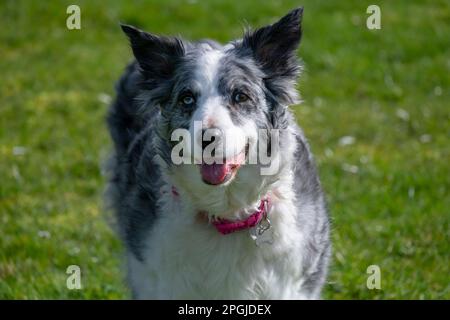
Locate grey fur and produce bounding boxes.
[107,8,330,298]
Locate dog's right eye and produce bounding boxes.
[179,93,196,107]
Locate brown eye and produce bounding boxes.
[179,92,195,107]
[233,92,249,103]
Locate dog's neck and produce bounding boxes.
[170,184,274,222]
[195,196,271,235]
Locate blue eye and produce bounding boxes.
[179,92,195,106]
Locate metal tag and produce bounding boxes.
[249,201,274,246]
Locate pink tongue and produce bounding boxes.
[200,163,230,185]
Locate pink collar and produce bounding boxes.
[211,197,270,235]
[171,186,271,235]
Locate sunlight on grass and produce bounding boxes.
[0,0,448,299]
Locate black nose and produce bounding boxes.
[201,128,222,151]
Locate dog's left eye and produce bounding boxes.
[233,92,249,103]
[179,93,196,107]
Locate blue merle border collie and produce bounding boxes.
[106,7,330,299]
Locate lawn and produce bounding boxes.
[0,0,448,299]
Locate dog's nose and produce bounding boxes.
[201,128,222,151]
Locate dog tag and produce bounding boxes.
[250,214,274,246]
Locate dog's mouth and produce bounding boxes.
[199,146,247,186]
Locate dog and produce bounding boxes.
[106,7,330,299]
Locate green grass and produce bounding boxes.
[0,0,448,299]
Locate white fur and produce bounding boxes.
[128,182,314,299]
[129,127,318,299]
[188,48,256,162]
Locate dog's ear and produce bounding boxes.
[121,24,185,80]
[242,8,302,79]
[239,8,303,104]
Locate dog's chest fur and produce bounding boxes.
[128,187,315,299]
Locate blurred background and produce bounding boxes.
[0,0,448,299]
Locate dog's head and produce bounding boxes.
[122,8,303,217]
